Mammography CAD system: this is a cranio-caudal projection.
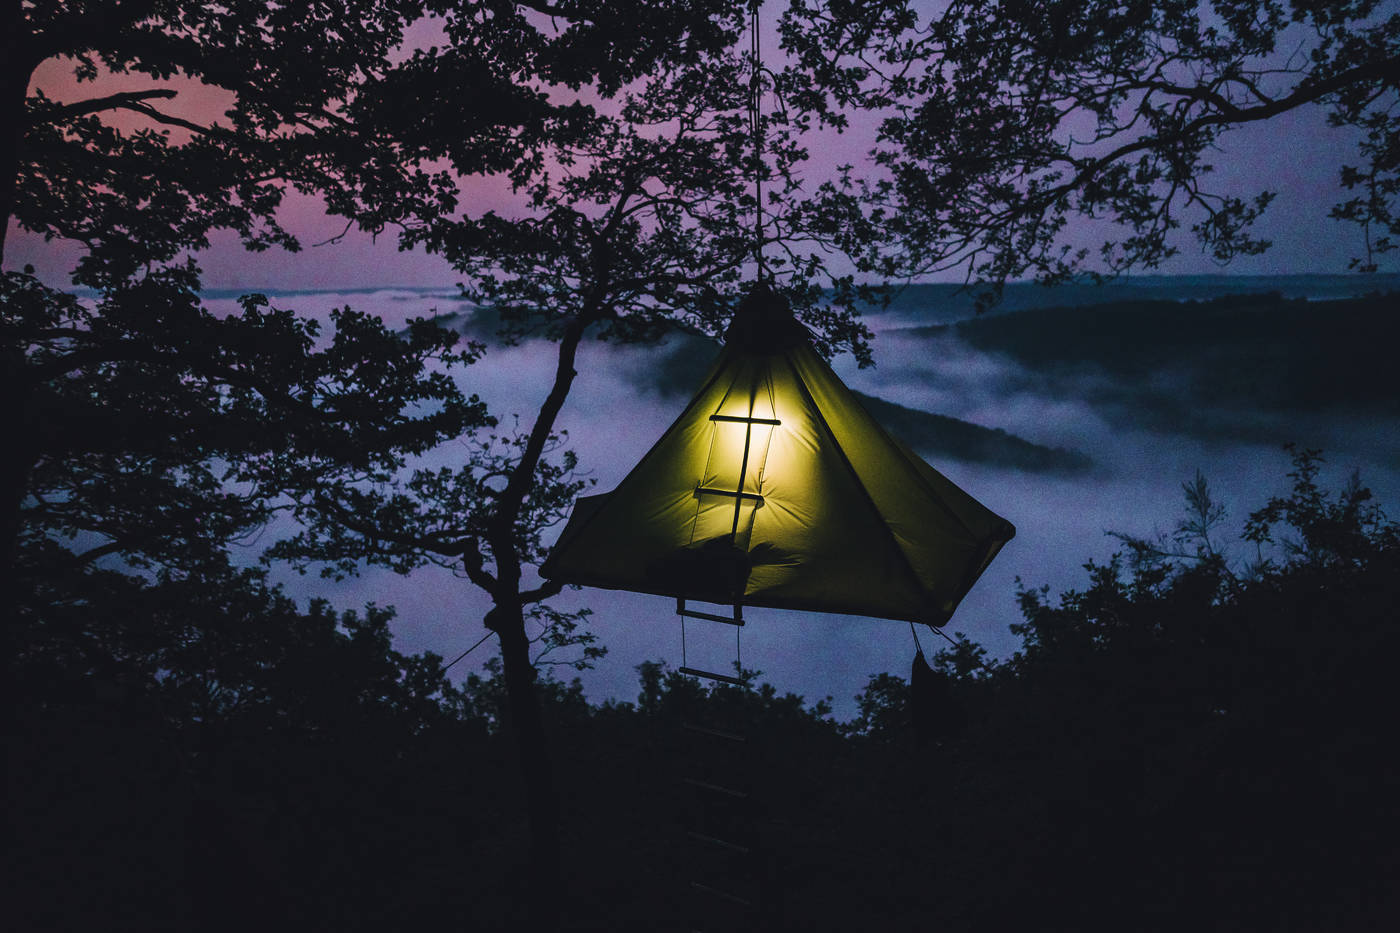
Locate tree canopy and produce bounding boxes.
[7,3,1398,931]
[781,0,1400,300]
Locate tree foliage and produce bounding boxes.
[8,268,485,575]
[7,0,450,285]
[781,0,1400,301]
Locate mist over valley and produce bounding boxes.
[208,275,1400,718]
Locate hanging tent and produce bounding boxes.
[541,286,1015,626]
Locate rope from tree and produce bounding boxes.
[441,630,496,673]
[749,0,765,280]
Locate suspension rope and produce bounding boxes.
[748,0,765,280]
[911,620,961,653]
[933,624,958,647]
[441,630,496,673]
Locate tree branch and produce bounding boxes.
[36,88,178,124]
[519,579,565,605]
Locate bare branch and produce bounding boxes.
[35,88,178,125]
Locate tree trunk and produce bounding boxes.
[0,2,32,265]
[0,351,34,749]
[0,3,35,582]
[486,602,561,933]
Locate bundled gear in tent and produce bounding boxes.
[541,284,1015,627]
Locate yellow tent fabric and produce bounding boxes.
[541,286,1015,626]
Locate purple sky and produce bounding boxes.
[5,32,1389,290]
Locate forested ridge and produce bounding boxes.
[913,291,1400,416]
[12,449,1397,931]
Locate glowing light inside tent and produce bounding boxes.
[691,370,783,551]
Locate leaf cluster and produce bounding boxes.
[14,0,439,287]
[8,267,488,596]
[781,0,1400,303]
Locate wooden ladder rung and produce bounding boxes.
[682,722,746,743]
[709,413,781,426]
[687,830,750,855]
[677,607,744,626]
[679,666,746,687]
[690,880,753,907]
[684,777,749,799]
[693,486,765,503]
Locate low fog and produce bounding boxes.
[222,280,1400,720]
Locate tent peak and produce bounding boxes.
[725,282,806,353]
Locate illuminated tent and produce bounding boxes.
[541,285,1015,626]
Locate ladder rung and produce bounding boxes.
[684,777,749,799]
[687,831,750,854]
[678,607,744,626]
[679,666,746,687]
[690,880,753,907]
[682,722,746,743]
[709,414,781,426]
[693,486,765,503]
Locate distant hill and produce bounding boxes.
[909,291,1400,419]
[874,274,1400,322]
[430,284,1400,464]
[853,393,1092,475]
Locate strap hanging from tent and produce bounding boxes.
[911,619,961,654]
[748,0,766,280]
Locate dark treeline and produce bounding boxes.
[12,447,1397,931]
[913,291,1400,418]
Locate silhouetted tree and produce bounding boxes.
[2,5,527,923]
[825,448,1400,929]
[2,0,504,631]
[6,4,900,929]
[781,0,1400,300]
[261,6,897,926]
[2,0,448,282]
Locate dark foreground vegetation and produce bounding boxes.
[11,448,1397,932]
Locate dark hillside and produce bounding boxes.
[910,291,1400,415]
[874,274,1400,321]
